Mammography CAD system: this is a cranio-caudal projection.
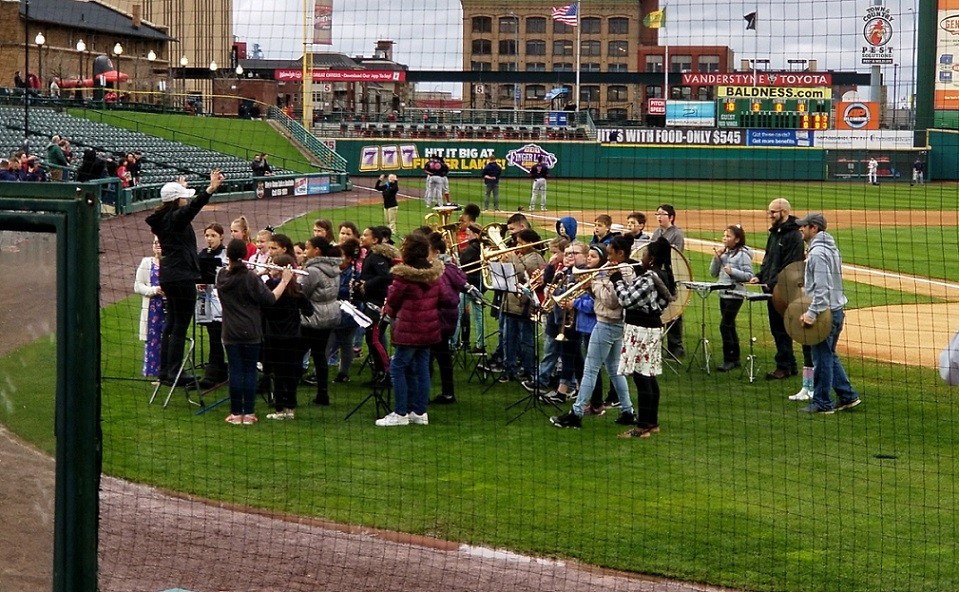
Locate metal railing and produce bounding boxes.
[267,106,347,173]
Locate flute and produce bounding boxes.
[245,260,309,276]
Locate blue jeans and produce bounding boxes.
[503,315,536,378]
[391,345,430,415]
[810,308,859,411]
[572,321,632,416]
[225,343,260,415]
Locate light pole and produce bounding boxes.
[209,61,218,115]
[113,42,124,96]
[179,56,188,103]
[909,4,918,128]
[507,11,520,117]
[35,32,45,95]
[147,49,156,98]
[76,39,86,84]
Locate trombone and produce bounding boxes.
[459,239,552,272]
[569,261,643,279]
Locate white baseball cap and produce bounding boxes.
[160,182,196,202]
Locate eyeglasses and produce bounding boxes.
[768,209,783,214]
[655,212,668,216]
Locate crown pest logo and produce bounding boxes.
[505,144,557,173]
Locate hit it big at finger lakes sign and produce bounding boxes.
[357,143,557,173]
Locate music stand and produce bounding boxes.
[742,292,773,383]
[504,307,559,424]
[682,282,725,375]
[344,379,392,421]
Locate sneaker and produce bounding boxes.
[243,414,258,424]
[549,411,582,429]
[301,373,318,386]
[431,395,456,405]
[618,426,651,439]
[799,403,835,415]
[409,412,429,425]
[521,379,547,393]
[766,368,797,380]
[266,410,295,420]
[539,390,565,404]
[469,346,487,355]
[837,398,862,411]
[497,373,512,383]
[584,404,606,416]
[375,412,410,427]
[540,206,547,211]
[604,397,622,409]
[479,363,504,374]
[333,373,350,383]
[225,414,244,425]
[615,411,637,425]
[788,387,813,401]
[353,346,363,355]
[716,361,740,372]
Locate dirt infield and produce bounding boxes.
[3,195,958,591]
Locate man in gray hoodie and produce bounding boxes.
[796,213,861,414]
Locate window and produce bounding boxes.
[526,40,546,56]
[472,16,492,33]
[645,84,663,99]
[499,16,518,34]
[608,85,629,101]
[498,40,517,55]
[608,40,628,57]
[607,63,628,72]
[582,63,601,72]
[526,85,546,100]
[609,17,629,35]
[555,62,574,71]
[581,40,601,56]
[670,85,692,99]
[499,62,517,71]
[645,55,663,73]
[553,40,573,56]
[470,61,492,71]
[526,17,546,33]
[500,84,516,99]
[697,87,713,101]
[607,108,629,121]
[471,39,491,55]
[698,55,720,73]
[526,62,546,71]
[581,17,601,33]
[670,55,692,72]
[580,85,600,102]
[553,20,573,34]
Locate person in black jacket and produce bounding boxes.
[750,198,805,382]
[197,222,229,389]
[358,226,399,385]
[145,170,224,386]
[375,173,399,234]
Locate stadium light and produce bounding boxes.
[35,33,45,94]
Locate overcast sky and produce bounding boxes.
[233,0,919,103]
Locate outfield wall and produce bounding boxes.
[328,137,939,181]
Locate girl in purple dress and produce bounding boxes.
[134,237,165,378]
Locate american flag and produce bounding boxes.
[551,3,579,26]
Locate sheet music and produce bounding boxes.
[488,262,517,292]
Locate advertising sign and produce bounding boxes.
[834,101,880,130]
[647,98,666,115]
[359,144,504,172]
[816,130,914,149]
[681,73,832,87]
[505,144,558,173]
[665,101,716,127]
[936,0,959,109]
[548,112,570,126]
[861,3,895,65]
[313,0,332,45]
[745,130,815,147]
[716,86,832,99]
[274,70,406,82]
[596,128,745,146]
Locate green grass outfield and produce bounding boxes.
[5,175,959,591]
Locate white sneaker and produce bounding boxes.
[266,410,295,420]
[789,387,813,401]
[409,412,429,425]
[375,412,410,427]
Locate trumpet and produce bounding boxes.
[550,275,593,307]
[245,260,309,276]
[539,271,567,314]
[570,261,642,278]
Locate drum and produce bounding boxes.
[630,244,692,324]
[195,285,222,324]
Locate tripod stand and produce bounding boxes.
[149,336,203,408]
[682,282,724,374]
[344,379,392,420]
[742,292,772,383]
[504,310,557,423]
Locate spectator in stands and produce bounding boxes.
[14,71,26,89]
[0,159,17,181]
[49,79,60,98]
[251,153,272,177]
[481,156,503,211]
[75,149,106,182]
[127,152,142,185]
[116,157,131,188]
[23,157,46,182]
[45,136,69,181]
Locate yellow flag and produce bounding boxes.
[643,9,665,29]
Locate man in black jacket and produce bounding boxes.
[751,198,804,380]
[375,173,399,233]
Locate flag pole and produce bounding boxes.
[574,1,581,112]
[663,5,668,101]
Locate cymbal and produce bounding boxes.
[783,296,832,345]
[772,260,805,315]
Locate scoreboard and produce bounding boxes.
[716,98,831,130]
